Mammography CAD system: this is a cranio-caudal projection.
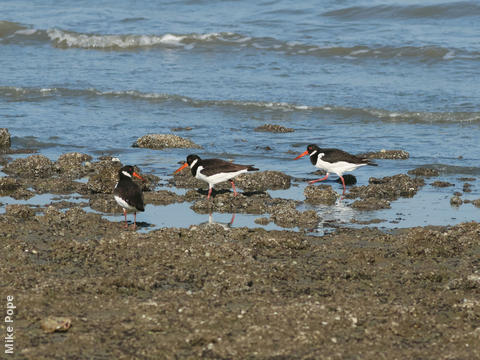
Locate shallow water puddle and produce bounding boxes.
[100,202,292,234]
[0,193,57,214]
[0,193,86,214]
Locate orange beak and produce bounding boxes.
[132,172,144,181]
[174,162,189,174]
[294,150,309,160]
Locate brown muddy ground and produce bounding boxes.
[1,152,480,359]
[1,208,480,359]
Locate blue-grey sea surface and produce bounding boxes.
[1,0,479,230]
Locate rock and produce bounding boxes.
[408,167,439,177]
[254,217,270,225]
[471,199,480,208]
[6,188,35,200]
[304,185,338,205]
[132,134,201,150]
[47,200,88,211]
[351,198,391,210]
[256,146,273,151]
[350,218,386,225]
[5,204,35,219]
[170,169,208,189]
[450,195,463,207]
[40,317,72,333]
[3,154,56,178]
[89,194,121,213]
[0,128,11,149]
[235,171,291,191]
[347,174,424,201]
[144,190,184,205]
[463,183,472,193]
[269,202,319,229]
[0,177,21,193]
[431,181,454,188]
[32,178,87,195]
[357,149,409,160]
[87,159,122,194]
[55,152,93,178]
[254,124,294,133]
[86,159,158,195]
[458,177,475,182]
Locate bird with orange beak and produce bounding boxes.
[294,144,377,195]
[174,154,258,199]
[113,165,145,229]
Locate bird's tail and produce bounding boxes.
[247,166,259,171]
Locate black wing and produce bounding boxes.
[323,148,374,165]
[201,158,258,176]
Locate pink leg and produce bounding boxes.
[207,187,213,199]
[229,213,236,226]
[230,181,238,196]
[123,209,128,228]
[309,173,329,184]
[340,176,346,195]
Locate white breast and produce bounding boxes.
[196,166,248,186]
[114,195,137,212]
[315,156,366,176]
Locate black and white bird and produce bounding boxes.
[113,165,145,229]
[174,154,258,199]
[294,144,377,195]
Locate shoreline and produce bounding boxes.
[1,149,480,358]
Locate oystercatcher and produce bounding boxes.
[113,165,145,229]
[294,144,377,195]
[174,154,259,199]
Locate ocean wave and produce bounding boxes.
[0,20,28,37]
[1,86,479,125]
[1,20,478,61]
[322,2,480,20]
[46,28,233,49]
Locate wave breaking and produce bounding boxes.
[1,86,479,125]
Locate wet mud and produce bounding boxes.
[1,150,480,359]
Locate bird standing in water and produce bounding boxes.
[294,144,377,195]
[174,154,258,199]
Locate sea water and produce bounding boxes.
[1,0,479,230]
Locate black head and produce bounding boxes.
[306,144,321,155]
[186,154,201,166]
[118,165,143,181]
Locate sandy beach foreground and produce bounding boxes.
[1,150,480,359]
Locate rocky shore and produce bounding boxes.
[1,148,480,359]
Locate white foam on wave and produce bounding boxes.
[46,29,227,49]
[443,50,455,60]
[350,49,369,56]
[14,28,37,36]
